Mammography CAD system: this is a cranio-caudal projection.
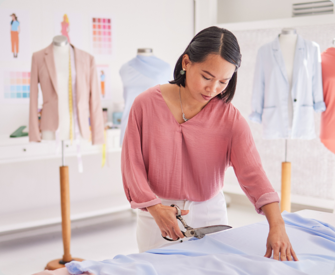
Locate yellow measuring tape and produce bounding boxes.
[101,130,107,167]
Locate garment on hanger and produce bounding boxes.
[249,35,325,139]
[320,47,335,154]
[119,55,171,145]
[29,43,104,145]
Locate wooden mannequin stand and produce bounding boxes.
[45,141,83,270]
[281,139,291,213]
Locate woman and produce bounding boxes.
[121,26,298,261]
[61,14,70,43]
[10,13,20,58]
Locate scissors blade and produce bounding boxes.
[193,225,232,239]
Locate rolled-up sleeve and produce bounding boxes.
[121,99,161,211]
[230,111,279,214]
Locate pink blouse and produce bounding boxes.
[121,85,279,213]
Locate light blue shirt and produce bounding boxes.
[100,74,105,81]
[249,35,326,139]
[119,55,171,145]
[11,20,19,31]
[66,212,335,275]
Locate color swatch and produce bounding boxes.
[3,71,30,99]
[92,17,112,55]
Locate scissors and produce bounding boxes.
[162,204,232,241]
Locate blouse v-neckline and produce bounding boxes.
[157,85,215,126]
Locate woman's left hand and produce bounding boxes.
[264,224,298,261]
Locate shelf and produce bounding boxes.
[0,128,122,164]
[0,193,130,235]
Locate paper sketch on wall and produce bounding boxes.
[54,12,83,47]
[96,65,112,100]
[90,15,113,56]
[0,9,31,61]
[10,13,20,58]
[100,70,106,97]
[61,14,71,43]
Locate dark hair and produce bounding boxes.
[169,26,241,103]
[10,13,18,24]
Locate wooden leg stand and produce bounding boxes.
[45,166,83,270]
[281,162,291,213]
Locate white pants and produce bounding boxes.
[136,191,228,253]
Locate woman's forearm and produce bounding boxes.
[261,202,284,228]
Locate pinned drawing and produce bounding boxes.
[61,14,70,43]
[0,9,31,61]
[96,65,111,100]
[100,70,105,97]
[10,13,20,58]
[54,12,83,47]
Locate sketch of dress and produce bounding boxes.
[61,14,70,43]
[100,71,105,97]
[10,13,20,58]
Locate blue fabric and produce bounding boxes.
[11,20,19,31]
[119,55,171,145]
[249,35,325,139]
[100,75,105,81]
[66,212,335,275]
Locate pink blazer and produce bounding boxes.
[29,44,104,144]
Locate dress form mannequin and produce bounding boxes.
[44,35,83,270]
[119,48,171,145]
[42,35,74,141]
[278,28,297,213]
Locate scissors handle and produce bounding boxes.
[161,204,191,241]
[162,231,185,241]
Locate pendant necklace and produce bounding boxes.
[179,86,188,122]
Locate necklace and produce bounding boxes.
[179,86,188,122]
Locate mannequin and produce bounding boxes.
[279,28,297,132]
[278,28,297,213]
[119,48,171,145]
[279,28,298,212]
[320,38,335,156]
[42,35,76,141]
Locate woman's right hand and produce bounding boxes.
[147,203,189,241]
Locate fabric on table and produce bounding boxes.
[121,85,279,213]
[320,47,335,154]
[136,191,228,253]
[65,212,335,275]
[119,55,171,145]
[249,35,325,139]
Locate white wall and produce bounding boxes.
[217,0,293,23]
[0,0,194,135]
[0,0,194,215]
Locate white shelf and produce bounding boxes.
[0,128,122,164]
[0,193,130,235]
[223,184,335,211]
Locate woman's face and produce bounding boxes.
[11,15,15,21]
[182,53,236,103]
